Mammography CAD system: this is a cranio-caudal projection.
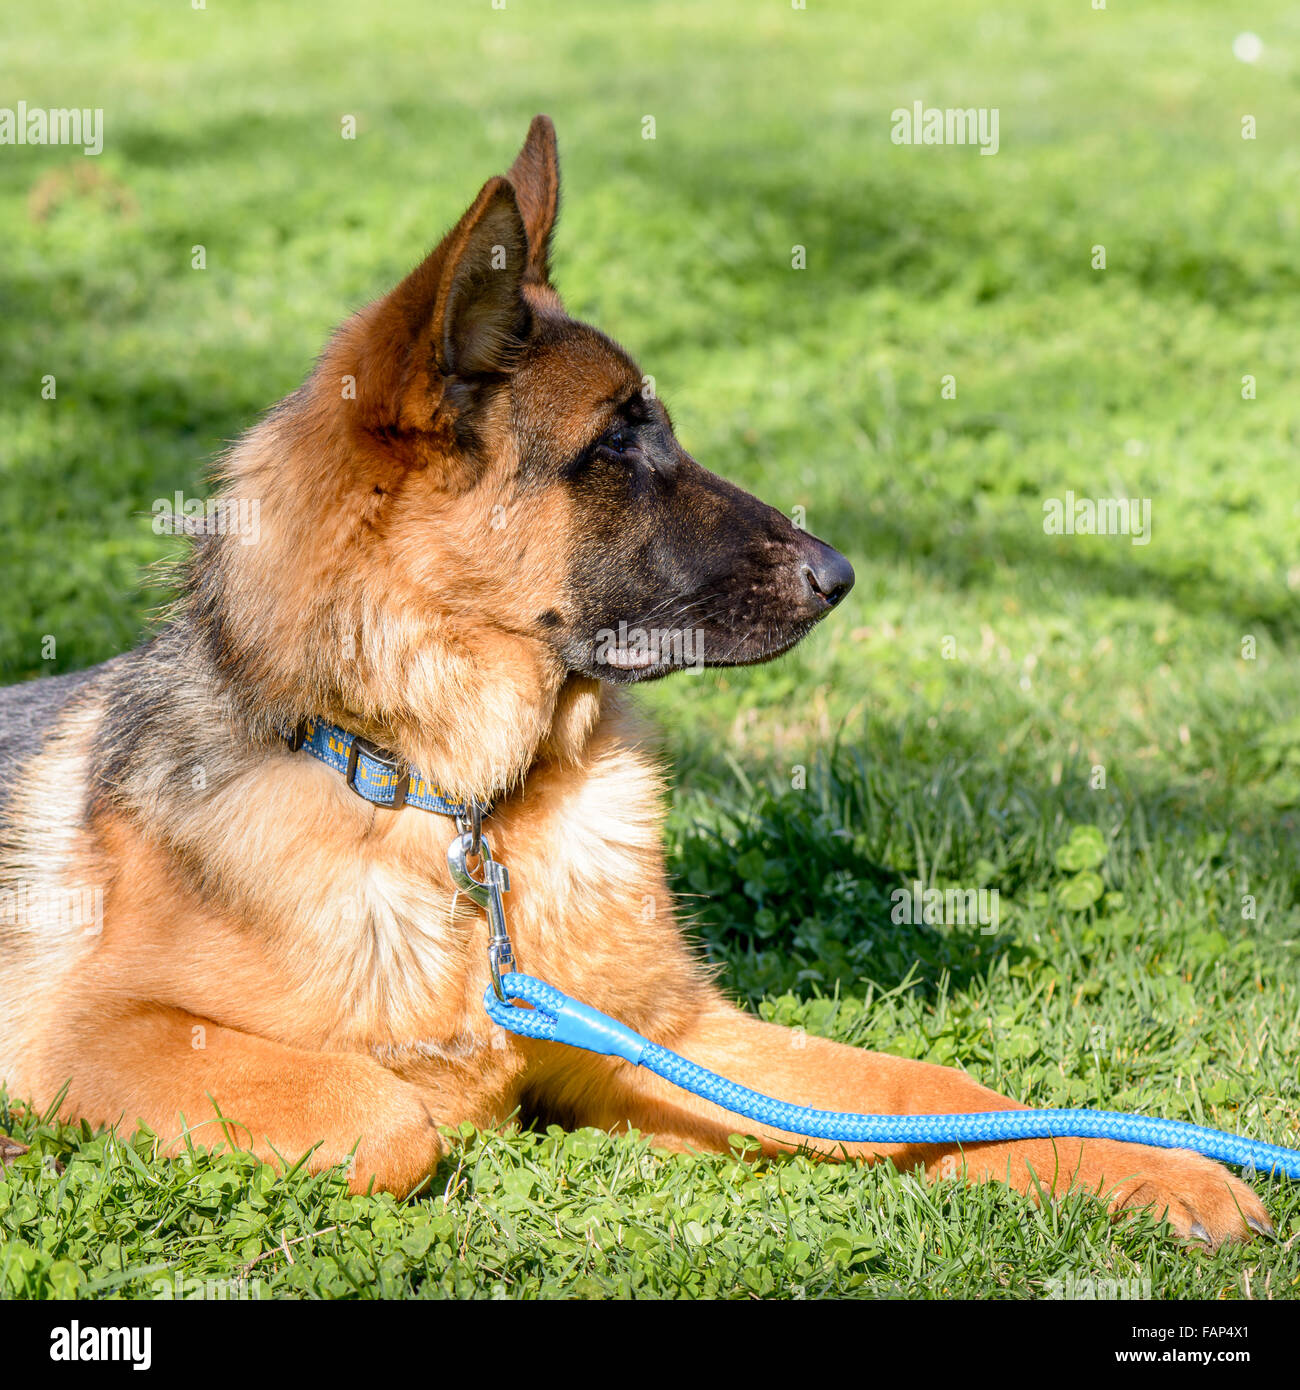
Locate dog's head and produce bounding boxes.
[206,117,852,792]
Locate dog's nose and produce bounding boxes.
[799,545,855,610]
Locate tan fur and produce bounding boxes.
[0,117,1267,1248]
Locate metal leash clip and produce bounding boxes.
[447,817,515,1003]
[455,798,482,860]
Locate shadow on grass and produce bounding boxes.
[666,703,1300,1008]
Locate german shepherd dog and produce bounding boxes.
[0,117,1267,1246]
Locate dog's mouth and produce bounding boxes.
[574,614,821,685]
[555,541,854,685]
[601,645,660,672]
[586,629,690,683]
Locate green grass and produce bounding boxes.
[2,0,1300,1299]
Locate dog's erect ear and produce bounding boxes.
[428,176,531,377]
[342,172,535,435]
[506,114,560,286]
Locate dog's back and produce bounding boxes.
[0,663,117,1088]
[0,667,101,812]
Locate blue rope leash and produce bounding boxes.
[484,972,1300,1179]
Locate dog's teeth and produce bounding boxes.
[605,649,654,669]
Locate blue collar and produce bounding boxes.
[288,718,480,818]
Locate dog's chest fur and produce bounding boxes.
[78,696,693,1069]
[0,656,705,1107]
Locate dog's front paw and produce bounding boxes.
[346,1095,445,1197]
[1098,1144,1271,1248]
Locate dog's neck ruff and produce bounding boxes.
[289,718,482,818]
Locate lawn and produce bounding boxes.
[1,0,1299,1299]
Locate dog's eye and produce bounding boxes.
[597,424,638,460]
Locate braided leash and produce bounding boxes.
[447,822,1300,1179]
[483,972,1300,1177]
